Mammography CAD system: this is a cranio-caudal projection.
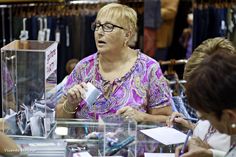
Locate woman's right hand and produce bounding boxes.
[67,82,88,106]
[166,112,194,129]
[175,137,212,157]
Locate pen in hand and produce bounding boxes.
[179,129,193,156]
[182,117,199,123]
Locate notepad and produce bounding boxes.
[140,127,187,145]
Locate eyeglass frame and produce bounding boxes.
[91,22,124,32]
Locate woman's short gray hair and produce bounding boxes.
[96,3,137,37]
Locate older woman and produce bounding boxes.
[175,49,236,156]
[56,3,172,123]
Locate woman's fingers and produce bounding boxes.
[167,112,183,127]
[175,145,183,157]
[117,106,134,118]
[67,82,88,104]
[67,86,79,100]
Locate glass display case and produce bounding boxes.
[1,40,58,138]
[54,117,137,157]
[11,117,137,157]
[11,120,181,157]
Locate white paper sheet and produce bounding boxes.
[140,127,187,145]
[85,82,102,106]
[144,153,175,157]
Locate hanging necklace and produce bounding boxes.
[203,125,217,142]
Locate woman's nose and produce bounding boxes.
[97,26,105,35]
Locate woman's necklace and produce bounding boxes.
[203,125,217,142]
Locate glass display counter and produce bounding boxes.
[136,123,177,154]
[54,117,137,157]
[12,117,137,157]
[11,120,182,157]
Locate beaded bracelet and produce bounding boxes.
[62,101,77,114]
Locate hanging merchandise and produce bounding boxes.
[192,0,236,49]
[38,17,45,42]
[44,17,51,41]
[19,18,28,40]
[55,26,60,43]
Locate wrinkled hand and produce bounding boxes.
[188,137,211,149]
[67,82,87,106]
[116,106,145,123]
[175,137,212,157]
[166,112,194,129]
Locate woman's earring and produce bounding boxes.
[231,123,236,128]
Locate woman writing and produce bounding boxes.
[166,38,235,157]
[175,48,236,156]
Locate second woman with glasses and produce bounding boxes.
[56,3,172,123]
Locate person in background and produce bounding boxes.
[155,0,179,61]
[179,12,193,59]
[66,58,79,75]
[58,58,79,89]
[143,0,161,57]
[56,3,172,123]
[174,38,236,157]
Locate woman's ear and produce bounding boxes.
[223,109,236,123]
[124,30,132,38]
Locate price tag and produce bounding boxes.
[19,30,29,40]
[38,30,45,42]
[44,28,51,41]
[55,31,60,43]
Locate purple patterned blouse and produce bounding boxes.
[63,50,171,119]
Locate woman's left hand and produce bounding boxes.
[116,106,145,123]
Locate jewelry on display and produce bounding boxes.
[63,101,77,114]
[231,123,236,128]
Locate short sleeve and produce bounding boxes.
[148,63,171,109]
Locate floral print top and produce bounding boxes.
[63,50,172,119]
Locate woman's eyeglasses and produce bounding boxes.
[91,22,124,32]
